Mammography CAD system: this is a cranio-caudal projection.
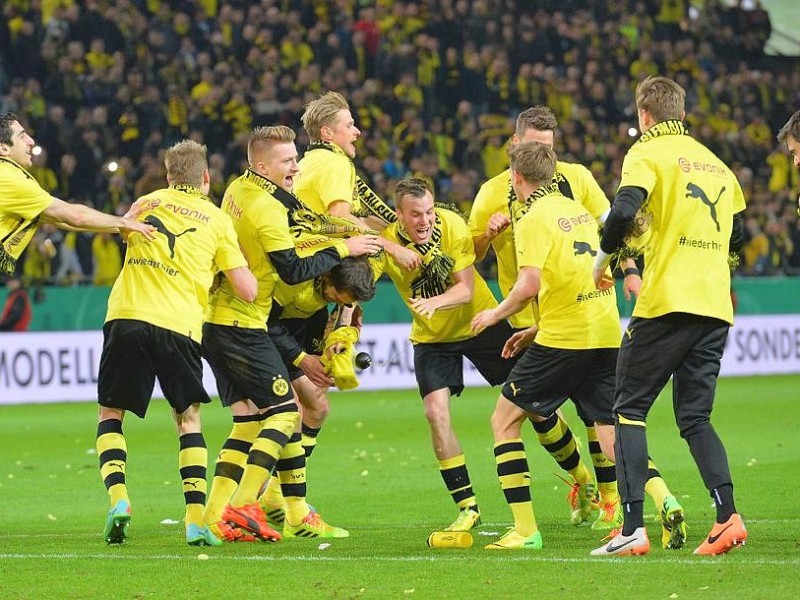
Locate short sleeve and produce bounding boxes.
[515,208,552,269]
[214,213,248,272]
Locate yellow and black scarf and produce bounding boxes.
[306,142,397,225]
[397,211,455,299]
[244,168,375,239]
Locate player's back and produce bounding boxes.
[621,130,746,324]
[515,190,620,350]
[107,186,234,341]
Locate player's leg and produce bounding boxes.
[414,341,481,531]
[157,328,219,546]
[202,324,295,541]
[485,394,543,550]
[672,318,746,555]
[480,323,594,524]
[592,317,683,556]
[96,320,156,544]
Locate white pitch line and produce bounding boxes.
[0,552,797,566]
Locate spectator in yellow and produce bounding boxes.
[92,232,123,285]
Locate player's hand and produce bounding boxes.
[409,296,439,319]
[593,268,614,291]
[124,197,158,220]
[344,235,383,258]
[299,354,334,388]
[486,213,511,238]
[623,272,642,300]
[387,243,422,271]
[471,308,498,335]
[502,326,538,358]
[119,216,156,241]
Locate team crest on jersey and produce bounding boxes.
[272,376,290,397]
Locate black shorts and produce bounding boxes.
[501,343,617,423]
[615,313,728,430]
[413,320,516,397]
[202,322,293,409]
[276,308,329,381]
[97,319,210,419]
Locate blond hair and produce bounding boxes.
[635,76,685,123]
[247,125,296,164]
[301,91,350,142]
[164,139,207,186]
[515,106,558,137]
[508,141,556,186]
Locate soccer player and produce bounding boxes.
[201,125,381,542]
[471,141,620,550]
[0,112,154,275]
[777,109,800,216]
[591,76,747,557]
[374,177,516,532]
[295,90,421,271]
[257,256,377,527]
[95,139,256,546]
[468,106,647,529]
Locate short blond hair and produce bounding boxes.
[508,141,556,186]
[301,91,350,142]
[164,139,207,186]
[635,76,685,123]
[247,125,296,164]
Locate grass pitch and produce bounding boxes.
[1,375,798,599]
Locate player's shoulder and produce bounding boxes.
[476,169,510,197]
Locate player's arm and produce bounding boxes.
[40,198,156,239]
[408,265,474,319]
[222,266,257,302]
[593,185,647,287]
[269,235,380,285]
[472,212,511,261]
[471,266,539,334]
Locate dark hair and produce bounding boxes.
[393,177,431,207]
[327,256,376,302]
[777,110,800,144]
[515,106,558,136]
[0,113,19,146]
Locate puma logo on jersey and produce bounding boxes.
[573,241,597,257]
[144,215,196,258]
[509,382,522,397]
[625,327,634,340]
[685,183,724,233]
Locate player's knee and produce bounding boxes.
[676,416,711,440]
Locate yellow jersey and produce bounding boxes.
[295,143,362,215]
[377,208,498,344]
[205,169,341,329]
[618,121,746,324]
[106,184,246,341]
[0,157,53,274]
[468,161,610,328]
[515,186,620,349]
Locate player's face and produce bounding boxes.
[787,135,800,169]
[259,141,299,192]
[321,281,357,305]
[515,128,554,148]
[1,120,35,168]
[396,190,435,245]
[327,109,360,158]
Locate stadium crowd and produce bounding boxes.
[1,0,799,285]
